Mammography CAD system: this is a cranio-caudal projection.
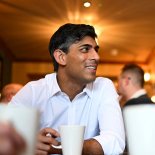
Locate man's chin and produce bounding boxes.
[86,76,96,83]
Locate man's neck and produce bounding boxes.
[56,73,85,101]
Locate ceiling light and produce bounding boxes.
[83,1,91,7]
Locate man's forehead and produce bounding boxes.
[121,72,129,77]
[77,36,98,46]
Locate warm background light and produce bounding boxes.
[144,72,151,82]
[151,95,155,103]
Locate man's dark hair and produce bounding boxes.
[49,23,97,71]
[122,63,145,87]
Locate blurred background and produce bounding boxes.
[0,0,155,104]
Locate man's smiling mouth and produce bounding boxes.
[85,64,98,71]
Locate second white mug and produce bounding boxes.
[123,104,155,155]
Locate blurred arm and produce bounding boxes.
[0,122,26,155]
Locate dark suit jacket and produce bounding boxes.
[125,94,153,106]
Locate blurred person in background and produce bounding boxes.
[118,63,152,107]
[0,83,23,104]
[118,63,153,155]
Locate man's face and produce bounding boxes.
[117,74,125,95]
[117,72,130,96]
[64,36,100,85]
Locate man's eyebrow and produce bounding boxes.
[79,44,92,47]
[79,44,99,49]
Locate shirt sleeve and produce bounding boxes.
[93,78,125,154]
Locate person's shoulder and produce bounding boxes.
[138,94,153,103]
[125,94,153,106]
[25,73,56,89]
[28,73,55,84]
[44,72,56,81]
[92,77,115,91]
[94,77,114,85]
[91,77,118,98]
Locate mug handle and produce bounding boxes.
[46,133,62,149]
[52,144,62,149]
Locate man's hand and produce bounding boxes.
[35,127,62,155]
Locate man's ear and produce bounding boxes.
[53,49,67,65]
[124,77,130,86]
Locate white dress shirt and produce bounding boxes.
[9,73,125,155]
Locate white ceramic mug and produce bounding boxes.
[0,104,40,155]
[53,125,85,155]
[123,104,155,155]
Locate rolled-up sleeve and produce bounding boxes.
[93,78,125,154]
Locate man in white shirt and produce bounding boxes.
[9,23,125,155]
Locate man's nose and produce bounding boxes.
[91,49,100,61]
